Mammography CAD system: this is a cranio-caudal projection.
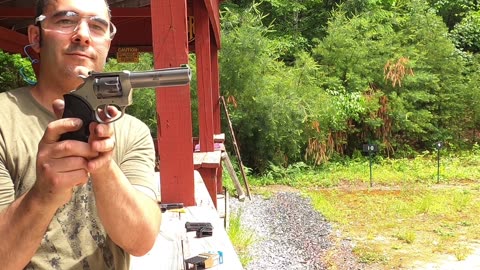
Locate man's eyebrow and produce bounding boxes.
[51,10,79,18]
[50,10,110,24]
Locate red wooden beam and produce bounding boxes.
[0,26,29,53]
[111,7,151,17]
[151,0,195,206]
[0,8,33,17]
[202,0,221,49]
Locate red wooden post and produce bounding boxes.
[194,0,218,207]
[151,0,195,206]
[211,42,221,134]
[209,0,223,198]
[211,42,224,192]
[194,0,215,153]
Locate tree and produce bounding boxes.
[427,0,480,29]
[0,50,36,92]
[313,0,469,155]
[450,11,480,54]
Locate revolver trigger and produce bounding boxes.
[103,104,113,119]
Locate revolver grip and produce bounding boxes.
[59,93,95,142]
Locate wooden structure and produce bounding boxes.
[129,171,242,269]
[0,0,224,208]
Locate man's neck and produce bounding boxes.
[30,77,80,113]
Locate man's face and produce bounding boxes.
[37,0,112,83]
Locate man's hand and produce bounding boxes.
[86,105,118,174]
[32,116,95,207]
[52,99,118,174]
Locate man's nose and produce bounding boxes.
[72,20,92,44]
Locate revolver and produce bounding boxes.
[60,66,191,142]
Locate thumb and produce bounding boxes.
[52,99,65,119]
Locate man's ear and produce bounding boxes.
[27,25,41,53]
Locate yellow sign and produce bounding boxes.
[188,16,195,43]
[117,47,139,63]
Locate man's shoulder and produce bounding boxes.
[0,87,31,105]
[117,113,150,130]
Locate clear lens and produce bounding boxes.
[35,13,116,40]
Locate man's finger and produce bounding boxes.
[52,99,65,119]
[41,118,83,144]
[87,153,110,172]
[96,106,121,123]
[54,170,90,189]
[49,142,98,159]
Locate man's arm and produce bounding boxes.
[0,192,58,269]
[0,118,93,268]
[91,162,161,256]
[85,115,161,256]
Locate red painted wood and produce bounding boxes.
[0,27,29,53]
[194,0,215,153]
[198,168,218,209]
[151,0,195,206]
[0,8,32,17]
[112,8,151,17]
[194,0,220,207]
[202,0,221,48]
[211,43,223,191]
[211,42,221,134]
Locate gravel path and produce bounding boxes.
[230,191,366,270]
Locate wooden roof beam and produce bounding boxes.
[0,26,29,54]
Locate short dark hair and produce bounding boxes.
[34,0,112,19]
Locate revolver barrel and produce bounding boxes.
[129,66,191,89]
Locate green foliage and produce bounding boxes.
[0,50,36,92]
[220,5,309,172]
[312,0,469,154]
[247,150,480,188]
[218,0,480,172]
[228,209,255,266]
[428,0,480,29]
[450,11,480,53]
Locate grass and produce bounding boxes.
[227,209,255,267]
[224,150,480,269]
[246,150,480,188]
[307,187,480,268]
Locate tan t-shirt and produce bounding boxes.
[0,87,159,270]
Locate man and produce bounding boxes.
[0,0,162,269]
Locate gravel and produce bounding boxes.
[230,191,366,270]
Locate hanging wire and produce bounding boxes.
[20,44,38,85]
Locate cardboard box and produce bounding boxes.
[199,253,219,268]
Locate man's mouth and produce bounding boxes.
[67,52,94,59]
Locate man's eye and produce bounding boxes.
[90,22,107,32]
[56,19,77,26]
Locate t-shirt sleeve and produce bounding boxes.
[114,116,159,201]
[0,137,14,211]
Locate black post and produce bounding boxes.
[435,142,442,184]
[363,143,377,188]
[369,151,373,187]
[437,147,440,184]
